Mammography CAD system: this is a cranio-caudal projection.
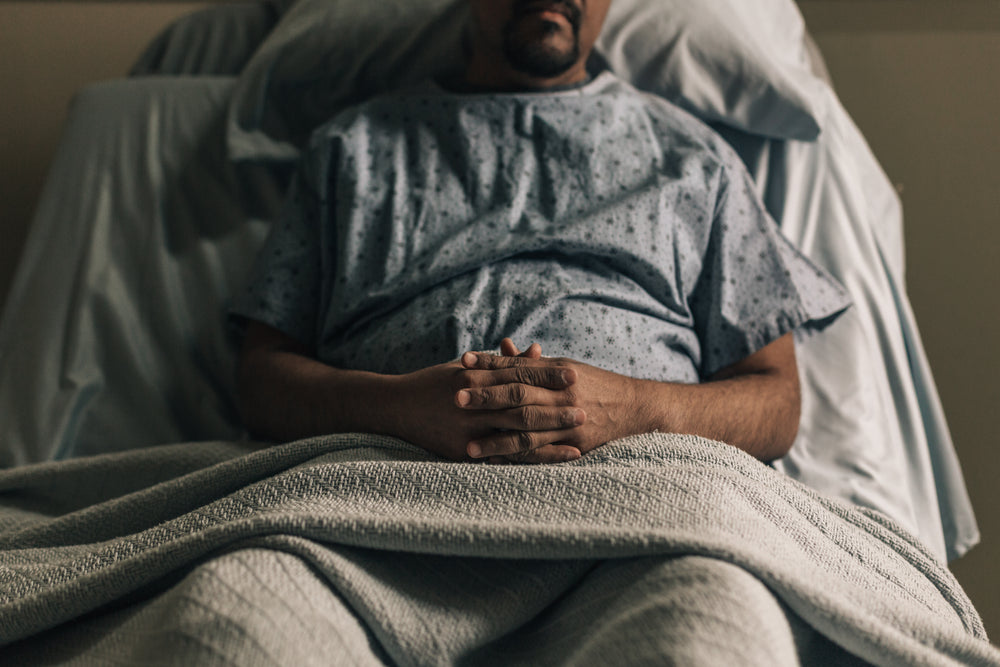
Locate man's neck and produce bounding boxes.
[463,53,591,93]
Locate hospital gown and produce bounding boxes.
[233,71,850,382]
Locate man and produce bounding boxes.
[233,0,849,466]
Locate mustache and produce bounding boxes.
[511,0,583,30]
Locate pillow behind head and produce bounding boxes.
[227,0,826,162]
[598,0,823,137]
[229,0,469,161]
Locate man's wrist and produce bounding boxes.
[626,377,675,437]
[308,368,407,439]
[355,372,408,438]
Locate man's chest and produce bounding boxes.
[325,98,718,296]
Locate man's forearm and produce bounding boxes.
[238,346,400,443]
[631,369,800,462]
[238,320,800,461]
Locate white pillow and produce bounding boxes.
[227,0,826,161]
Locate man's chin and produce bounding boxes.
[502,12,581,80]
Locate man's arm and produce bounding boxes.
[236,321,585,461]
[237,322,400,442]
[456,333,800,463]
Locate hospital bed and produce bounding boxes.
[0,0,995,663]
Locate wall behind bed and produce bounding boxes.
[1,0,998,645]
[799,0,1000,643]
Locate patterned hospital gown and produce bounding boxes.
[232,71,850,382]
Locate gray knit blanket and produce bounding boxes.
[0,433,996,666]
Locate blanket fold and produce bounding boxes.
[0,432,996,666]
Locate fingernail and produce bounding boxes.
[456,390,471,407]
[572,409,585,425]
[462,352,478,367]
[467,442,482,458]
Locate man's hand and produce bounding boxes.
[456,348,646,461]
[480,339,589,465]
[389,352,585,463]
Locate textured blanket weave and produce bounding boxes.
[0,433,996,665]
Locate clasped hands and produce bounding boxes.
[393,338,645,464]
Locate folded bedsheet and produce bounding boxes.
[0,433,995,665]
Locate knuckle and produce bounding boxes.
[548,369,568,387]
[508,383,528,404]
[516,430,535,452]
[477,386,495,405]
[514,407,537,430]
[497,356,520,372]
[563,389,579,406]
[507,450,531,464]
[460,371,484,389]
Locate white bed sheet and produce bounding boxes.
[715,79,980,562]
[0,75,978,563]
[0,77,283,461]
